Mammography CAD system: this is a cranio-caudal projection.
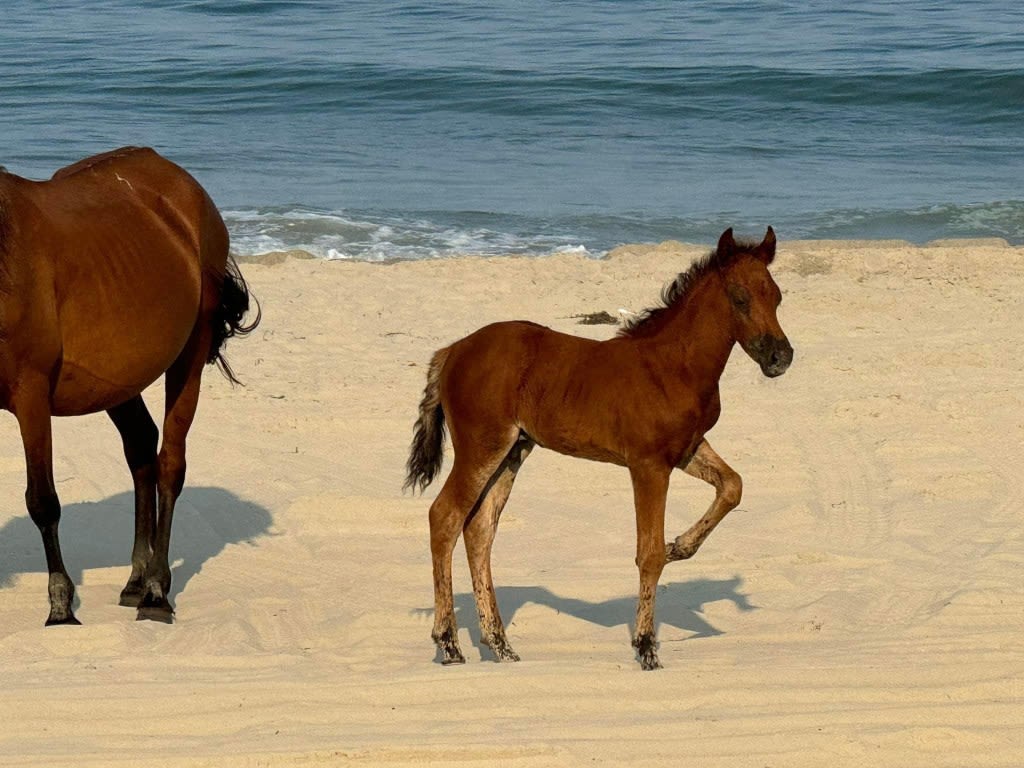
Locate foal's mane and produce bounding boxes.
[618,238,760,338]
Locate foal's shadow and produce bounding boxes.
[0,487,272,602]
[428,577,755,662]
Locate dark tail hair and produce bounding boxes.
[403,348,450,493]
[208,255,261,385]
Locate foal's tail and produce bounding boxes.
[208,255,261,385]
[404,347,451,493]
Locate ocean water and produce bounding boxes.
[2,1,1023,259]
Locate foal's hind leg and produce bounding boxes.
[667,440,742,562]
[630,462,671,670]
[463,436,533,662]
[107,395,158,606]
[13,379,79,625]
[429,434,519,665]
[137,326,210,623]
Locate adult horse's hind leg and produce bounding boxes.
[463,435,533,662]
[429,432,519,665]
[667,440,742,562]
[137,325,210,623]
[108,395,159,606]
[14,380,80,625]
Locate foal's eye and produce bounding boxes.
[728,285,750,309]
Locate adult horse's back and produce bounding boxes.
[0,147,258,624]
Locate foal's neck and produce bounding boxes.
[639,271,735,381]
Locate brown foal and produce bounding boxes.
[0,147,258,625]
[406,227,792,670]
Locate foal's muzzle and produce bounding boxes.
[750,335,793,378]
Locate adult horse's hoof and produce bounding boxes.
[136,594,174,624]
[137,605,174,624]
[45,614,82,627]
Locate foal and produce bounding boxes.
[406,227,792,670]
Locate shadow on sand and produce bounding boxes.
[420,576,756,662]
[0,487,272,610]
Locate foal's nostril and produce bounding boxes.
[763,338,793,376]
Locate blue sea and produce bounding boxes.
[2,1,1023,259]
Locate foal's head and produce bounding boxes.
[717,227,793,377]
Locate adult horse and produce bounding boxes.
[406,227,792,670]
[0,147,258,625]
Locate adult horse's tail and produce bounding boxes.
[208,256,261,385]
[404,347,450,493]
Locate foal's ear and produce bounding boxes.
[716,227,736,257]
[755,226,776,264]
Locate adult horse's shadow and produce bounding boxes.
[433,576,755,662]
[0,487,272,607]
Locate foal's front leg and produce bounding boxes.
[629,462,671,670]
[667,440,742,562]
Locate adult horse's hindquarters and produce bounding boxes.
[0,146,259,625]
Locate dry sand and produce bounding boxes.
[0,238,1022,766]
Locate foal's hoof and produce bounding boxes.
[633,633,663,671]
[440,647,466,665]
[486,636,521,663]
[666,542,696,562]
[45,613,82,627]
[136,594,174,624]
[639,652,663,671]
[433,627,466,665]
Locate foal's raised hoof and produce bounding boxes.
[45,614,82,627]
[666,541,697,562]
[136,594,174,624]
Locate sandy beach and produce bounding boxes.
[0,237,1022,766]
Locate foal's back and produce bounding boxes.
[437,319,703,466]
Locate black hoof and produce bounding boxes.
[136,593,174,624]
[433,626,465,665]
[137,605,174,624]
[639,653,663,671]
[45,614,82,627]
[486,635,521,663]
[633,633,663,671]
